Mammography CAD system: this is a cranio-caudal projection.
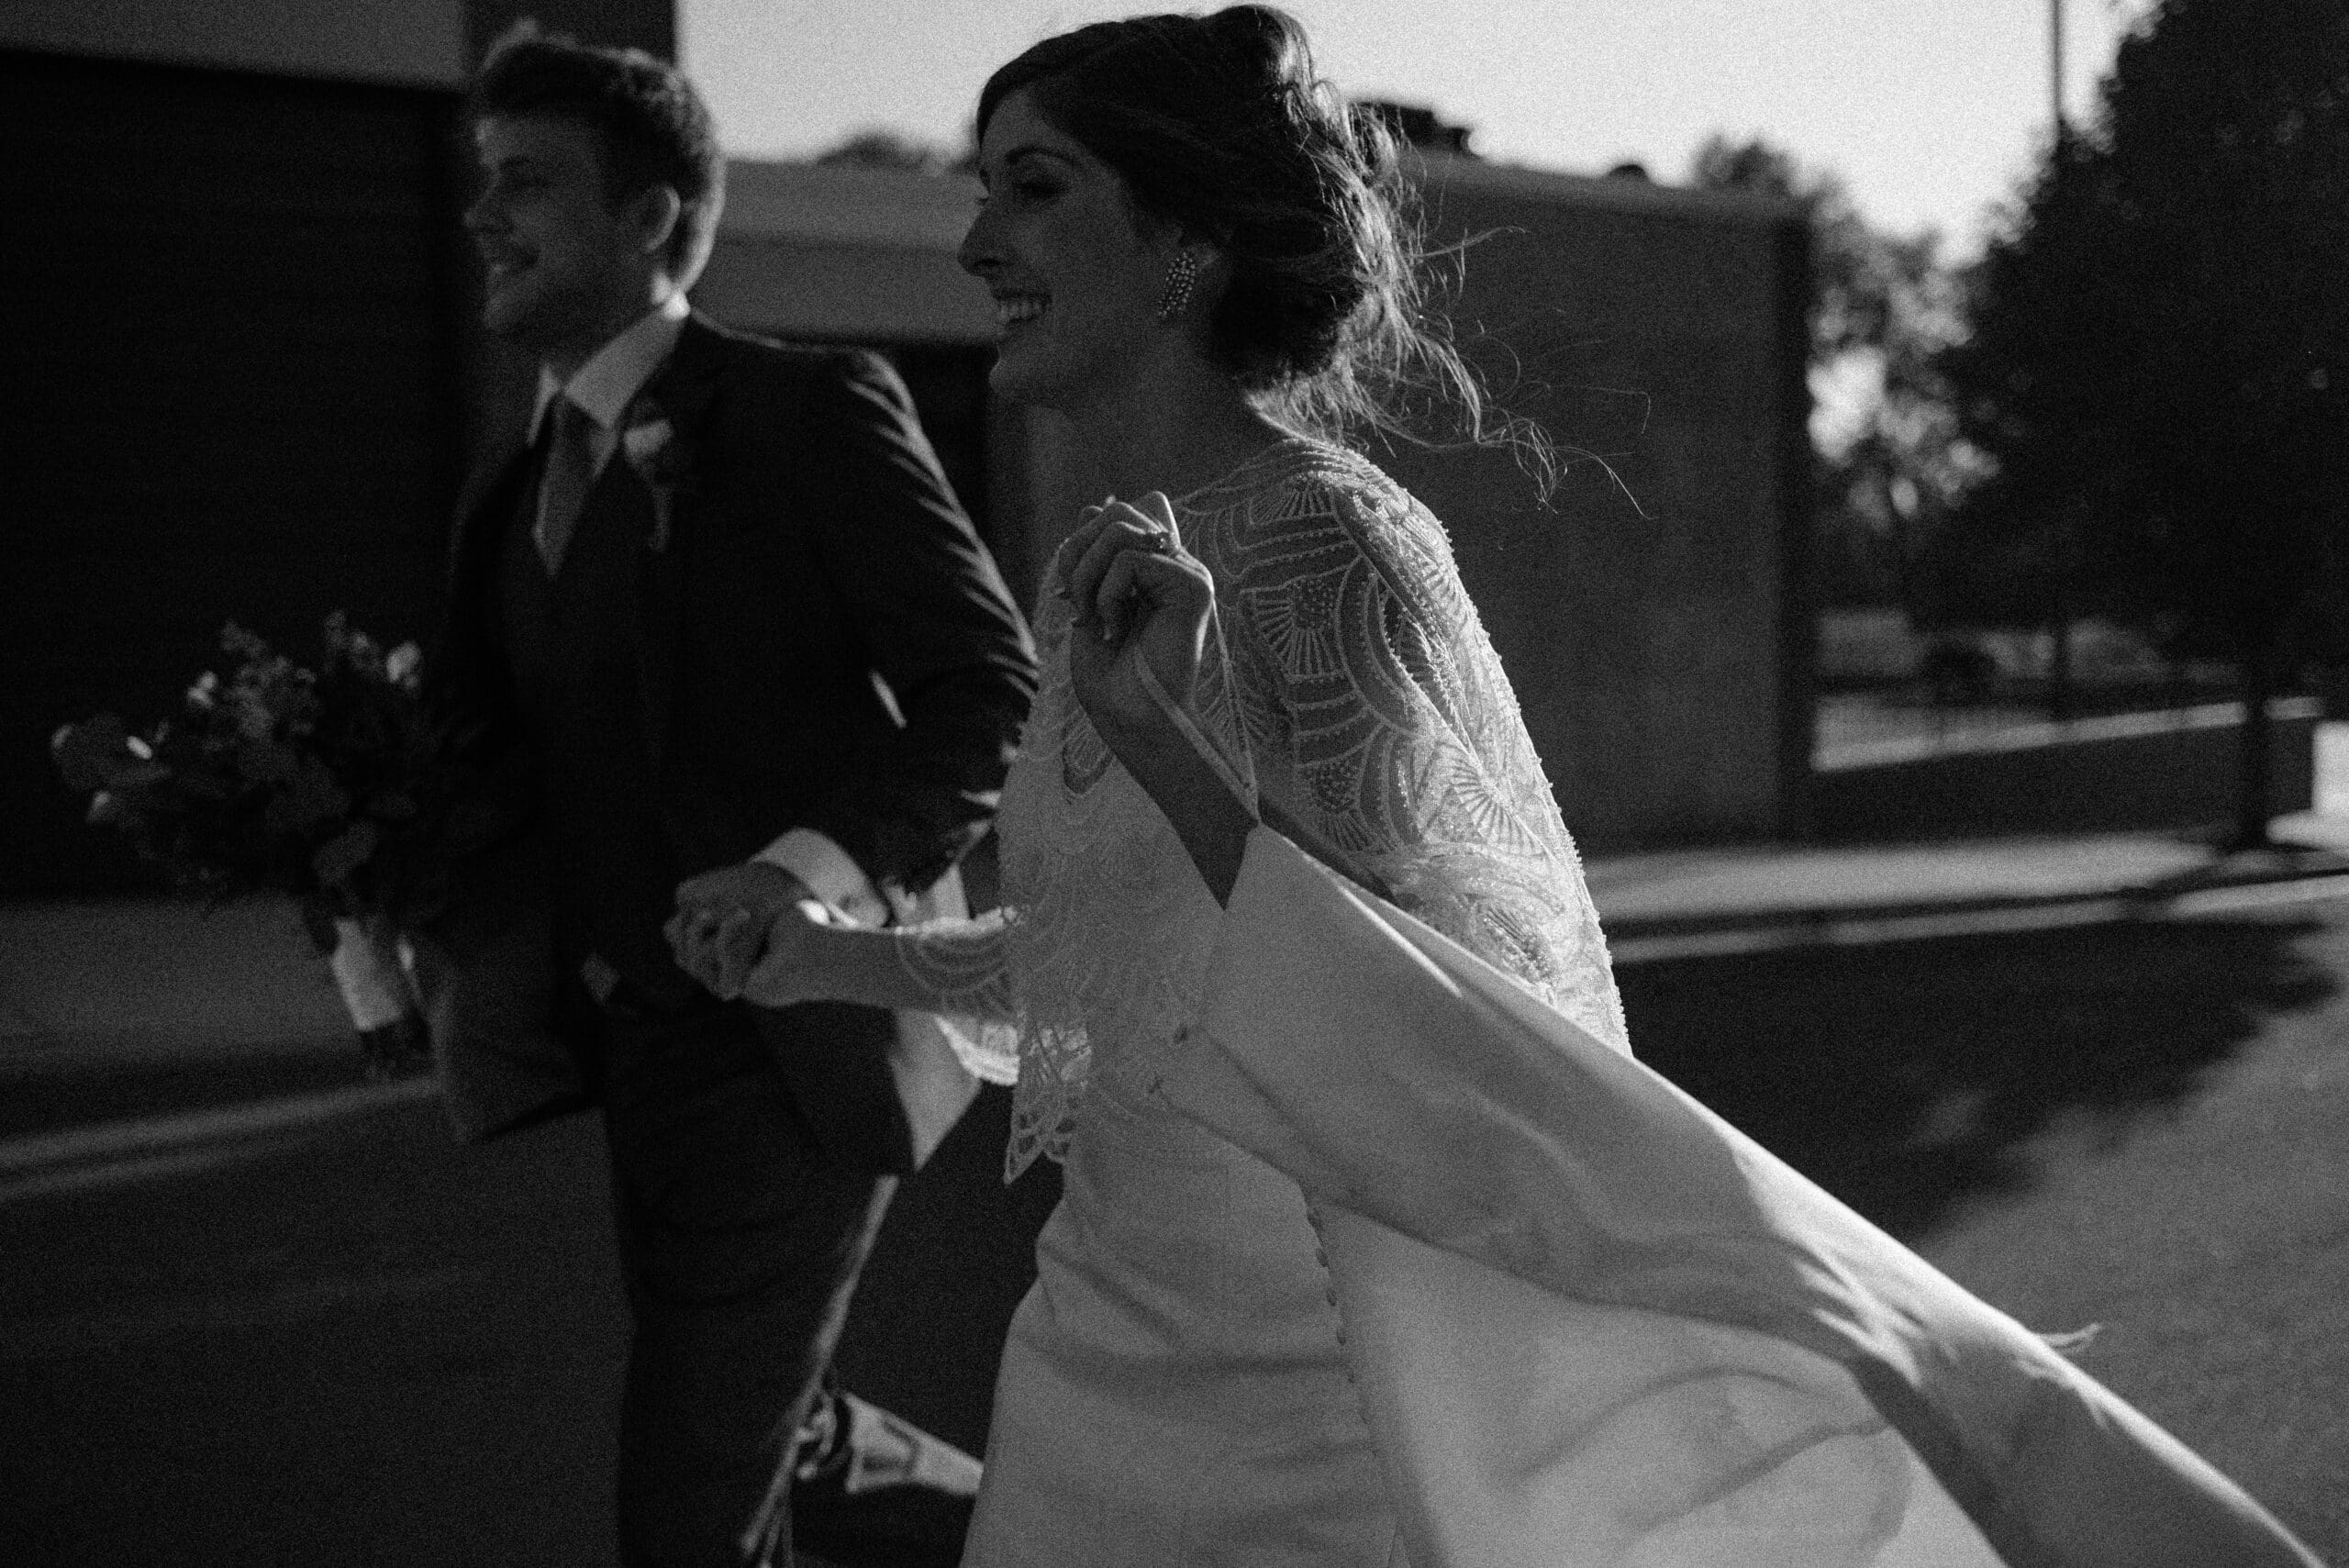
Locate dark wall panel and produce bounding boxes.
[1372,183,1808,851]
[467,0,674,60]
[0,51,466,893]
[1001,170,1806,851]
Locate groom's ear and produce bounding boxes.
[623,183,685,267]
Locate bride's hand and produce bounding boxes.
[735,897,841,1009]
[1059,492,1215,751]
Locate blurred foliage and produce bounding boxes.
[1690,135,1982,610]
[1930,0,2349,839]
[814,128,970,177]
[1932,0,2349,658]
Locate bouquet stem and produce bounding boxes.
[328,915,431,1079]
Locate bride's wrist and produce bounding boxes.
[1130,660,1255,817]
[1097,710,1205,803]
[1094,698,1181,759]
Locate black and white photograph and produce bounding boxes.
[1,1,2343,1563]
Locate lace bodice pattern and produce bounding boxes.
[896,439,1630,1179]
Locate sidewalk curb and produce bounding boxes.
[1608,867,2349,965]
[0,1074,441,1197]
[13,863,2349,1192]
[0,1026,356,1075]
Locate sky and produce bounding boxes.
[680,0,2154,258]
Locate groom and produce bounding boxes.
[420,25,1036,1568]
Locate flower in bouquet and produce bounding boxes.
[51,616,483,1076]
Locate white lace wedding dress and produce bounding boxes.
[895,438,1627,1566]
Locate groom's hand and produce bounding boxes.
[669,862,818,999]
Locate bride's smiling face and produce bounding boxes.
[959,88,1176,409]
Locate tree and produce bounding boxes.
[813,128,964,177]
[1937,0,2349,845]
[1690,136,1979,610]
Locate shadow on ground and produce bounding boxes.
[1618,914,2340,1239]
[0,1084,1061,1568]
[830,1086,1063,1460]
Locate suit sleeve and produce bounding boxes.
[790,350,1039,895]
[428,451,540,857]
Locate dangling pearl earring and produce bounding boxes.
[1157,250,1200,322]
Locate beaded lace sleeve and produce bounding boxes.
[876,553,1260,1168]
[902,443,1629,1181]
[1205,452,1631,1056]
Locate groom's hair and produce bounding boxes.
[471,20,727,287]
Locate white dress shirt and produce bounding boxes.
[531,289,691,465]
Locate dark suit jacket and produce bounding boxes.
[417,313,1037,1169]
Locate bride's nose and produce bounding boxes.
[959,206,1002,279]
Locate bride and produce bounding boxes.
[679,7,1619,1558]
[674,6,2319,1566]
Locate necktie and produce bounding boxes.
[535,395,600,574]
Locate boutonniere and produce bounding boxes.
[620,395,696,552]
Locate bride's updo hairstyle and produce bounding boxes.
[978,4,1517,454]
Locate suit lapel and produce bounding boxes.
[628,315,726,773]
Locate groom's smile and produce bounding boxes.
[465,116,663,377]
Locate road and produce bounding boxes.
[1622,892,2349,1557]
[0,1082,1057,1567]
[5,896,2345,1563]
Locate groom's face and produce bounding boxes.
[466,115,649,365]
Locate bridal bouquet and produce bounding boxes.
[51,616,479,1076]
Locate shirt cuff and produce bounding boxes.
[756,828,890,928]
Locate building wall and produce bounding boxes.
[0,0,673,87]
[698,161,993,346]
[1005,161,1811,851]
[0,0,677,895]
[707,154,1808,851]
[0,0,467,86]
[1391,161,1812,850]
[701,157,1807,851]
[0,25,1798,891]
[0,50,471,894]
